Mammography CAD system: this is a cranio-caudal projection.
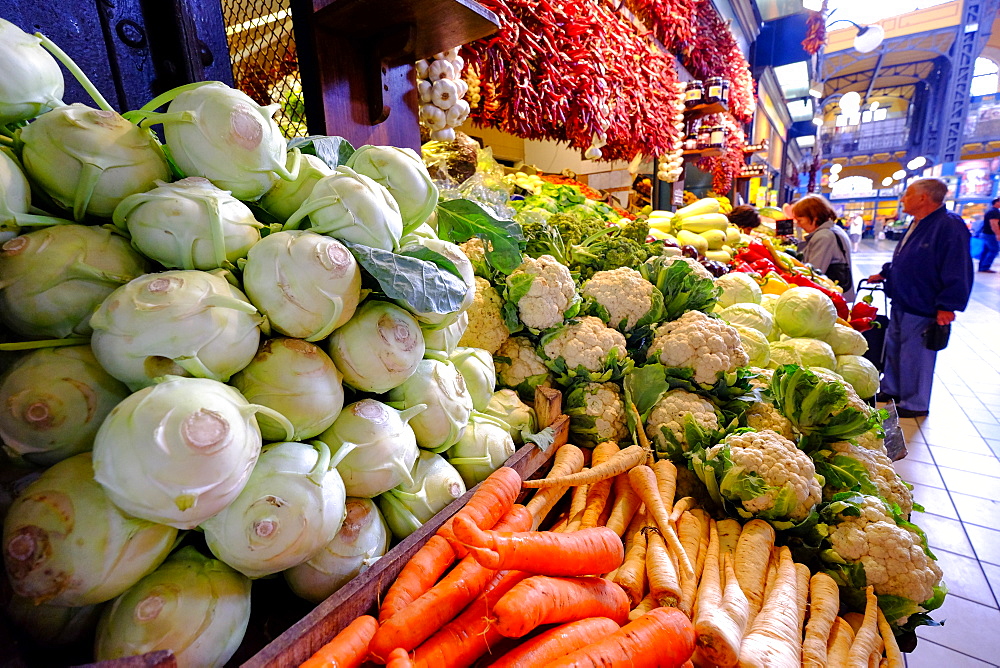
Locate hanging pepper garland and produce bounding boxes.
[682,0,756,123]
[697,114,746,193]
[623,0,700,55]
[463,0,684,161]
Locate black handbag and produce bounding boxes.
[923,322,951,351]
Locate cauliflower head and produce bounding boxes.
[647,310,749,384]
[702,429,822,522]
[826,495,942,603]
[565,381,630,446]
[458,277,509,354]
[747,367,773,391]
[822,440,914,518]
[662,255,713,280]
[494,335,551,399]
[854,428,887,454]
[582,267,662,332]
[645,389,719,457]
[540,316,629,383]
[506,255,578,331]
[745,402,795,440]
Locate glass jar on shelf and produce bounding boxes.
[705,77,725,105]
[707,125,727,150]
[696,123,712,150]
[684,81,704,109]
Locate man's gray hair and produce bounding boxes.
[909,178,948,204]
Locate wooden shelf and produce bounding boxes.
[682,147,724,158]
[292,0,499,150]
[683,101,729,120]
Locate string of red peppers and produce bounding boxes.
[462,0,684,161]
[696,114,747,193]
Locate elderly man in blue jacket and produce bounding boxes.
[868,178,973,418]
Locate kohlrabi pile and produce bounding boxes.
[458,178,945,637]
[0,18,535,666]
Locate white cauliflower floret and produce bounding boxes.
[827,495,943,603]
[854,428,887,454]
[542,316,627,373]
[458,237,487,265]
[646,389,719,454]
[581,267,659,332]
[647,310,749,384]
[566,382,630,445]
[458,277,509,354]
[707,429,822,521]
[745,402,795,440]
[662,255,713,280]
[495,336,550,391]
[747,366,773,391]
[507,255,577,330]
[827,440,914,518]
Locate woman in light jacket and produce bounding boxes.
[792,194,856,301]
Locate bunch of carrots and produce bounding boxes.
[300,440,903,668]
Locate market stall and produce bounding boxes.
[0,2,947,667]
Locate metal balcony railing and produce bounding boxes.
[820,117,910,156]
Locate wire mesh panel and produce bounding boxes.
[222,0,307,137]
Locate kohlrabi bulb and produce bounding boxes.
[284,498,390,603]
[229,338,345,441]
[241,230,361,341]
[3,453,177,606]
[387,356,472,452]
[284,166,403,251]
[113,177,263,270]
[327,300,425,393]
[92,376,281,529]
[160,82,295,201]
[0,225,149,338]
[201,441,347,578]
[423,311,469,355]
[346,145,438,233]
[482,388,537,445]
[20,104,170,221]
[259,153,334,222]
[0,148,30,237]
[95,546,251,668]
[6,595,104,646]
[0,345,130,466]
[449,347,496,412]
[0,19,64,125]
[446,412,515,488]
[378,450,466,539]
[90,270,262,390]
[317,399,423,497]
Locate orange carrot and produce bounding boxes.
[299,615,377,668]
[605,473,642,536]
[521,445,646,487]
[545,607,697,668]
[489,617,622,668]
[411,569,531,668]
[525,444,586,529]
[385,648,413,668]
[581,442,622,529]
[369,507,531,662]
[379,536,455,623]
[493,575,630,638]
[628,465,693,578]
[437,466,522,556]
[453,516,624,575]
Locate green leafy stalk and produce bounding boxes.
[35,33,112,112]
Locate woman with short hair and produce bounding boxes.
[791,194,855,301]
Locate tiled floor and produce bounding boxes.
[851,239,1000,666]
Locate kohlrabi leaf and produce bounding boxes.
[399,245,463,279]
[435,199,524,275]
[287,136,356,170]
[343,241,467,315]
